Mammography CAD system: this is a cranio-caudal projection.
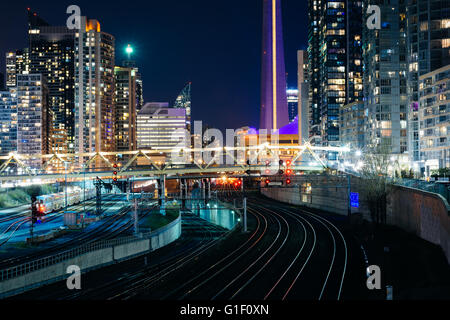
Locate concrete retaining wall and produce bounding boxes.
[261,175,450,264]
[0,215,182,298]
[387,185,450,264]
[0,248,114,297]
[261,175,371,220]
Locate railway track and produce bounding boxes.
[10,193,356,301]
[0,194,147,269]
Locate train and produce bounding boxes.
[36,187,96,214]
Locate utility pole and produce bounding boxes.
[83,169,86,227]
[347,174,351,219]
[64,161,68,213]
[30,195,37,243]
[94,177,102,216]
[243,197,247,233]
[159,175,166,215]
[134,198,139,235]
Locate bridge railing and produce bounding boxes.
[0,215,181,282]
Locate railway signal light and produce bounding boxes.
[279,159,284,166]
[112,164,118,183]
[286,160,292,166]
[286,178,291,185]
[31,196,38,219]
[286,169,292,175]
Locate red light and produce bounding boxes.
[286,179,291,185]
[286,160,291,166]
[238,180,242,185]
[265,179,270,185]
[286,169,292,175]
[234,182,238,187]
[113,178,118,182]
[113,171,118,175]
[113,163,118,168]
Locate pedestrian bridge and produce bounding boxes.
[0,143,350,183]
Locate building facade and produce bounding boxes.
[0,89,18,155]
[407,0,450,165]
[6,49,30,88]
[114,66,137,152]
[28,13,76,153]
[174,82,192,133]
[419,64,450,173]
[363,0,408,155]
[137,103,188,151]
[16,74,51,166]
[308,0,363,148]
[339,101,365,150]
[287,89,298,123]
[74,18,115,156]
[298,50,310,144]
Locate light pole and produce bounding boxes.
[64,161,68,212]
[83,166,86,228]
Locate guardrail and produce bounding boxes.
[0,214,181,282]
[395,179,450,203]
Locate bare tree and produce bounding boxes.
[359,142,396,225]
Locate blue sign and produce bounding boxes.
[350,192,359,208]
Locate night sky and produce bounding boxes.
[0,0,307,131]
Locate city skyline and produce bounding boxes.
[0,0,308,132]
[0,0,449,307]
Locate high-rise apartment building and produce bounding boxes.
[339,101,365,150]
[16,74,51,166]
[122,59,144,112]
[363,0,408,155]
[307,0,363,148]
[6,49,30,88]
[27,11,76,152]
[260,0,289,131]
[418,64,450,174]
[74,18,115,156]
[0,89,18,155]
[114,66,137,152]
[298,50,310,144]
[406,0,450,165]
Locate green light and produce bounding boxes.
[125,45,133,54]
